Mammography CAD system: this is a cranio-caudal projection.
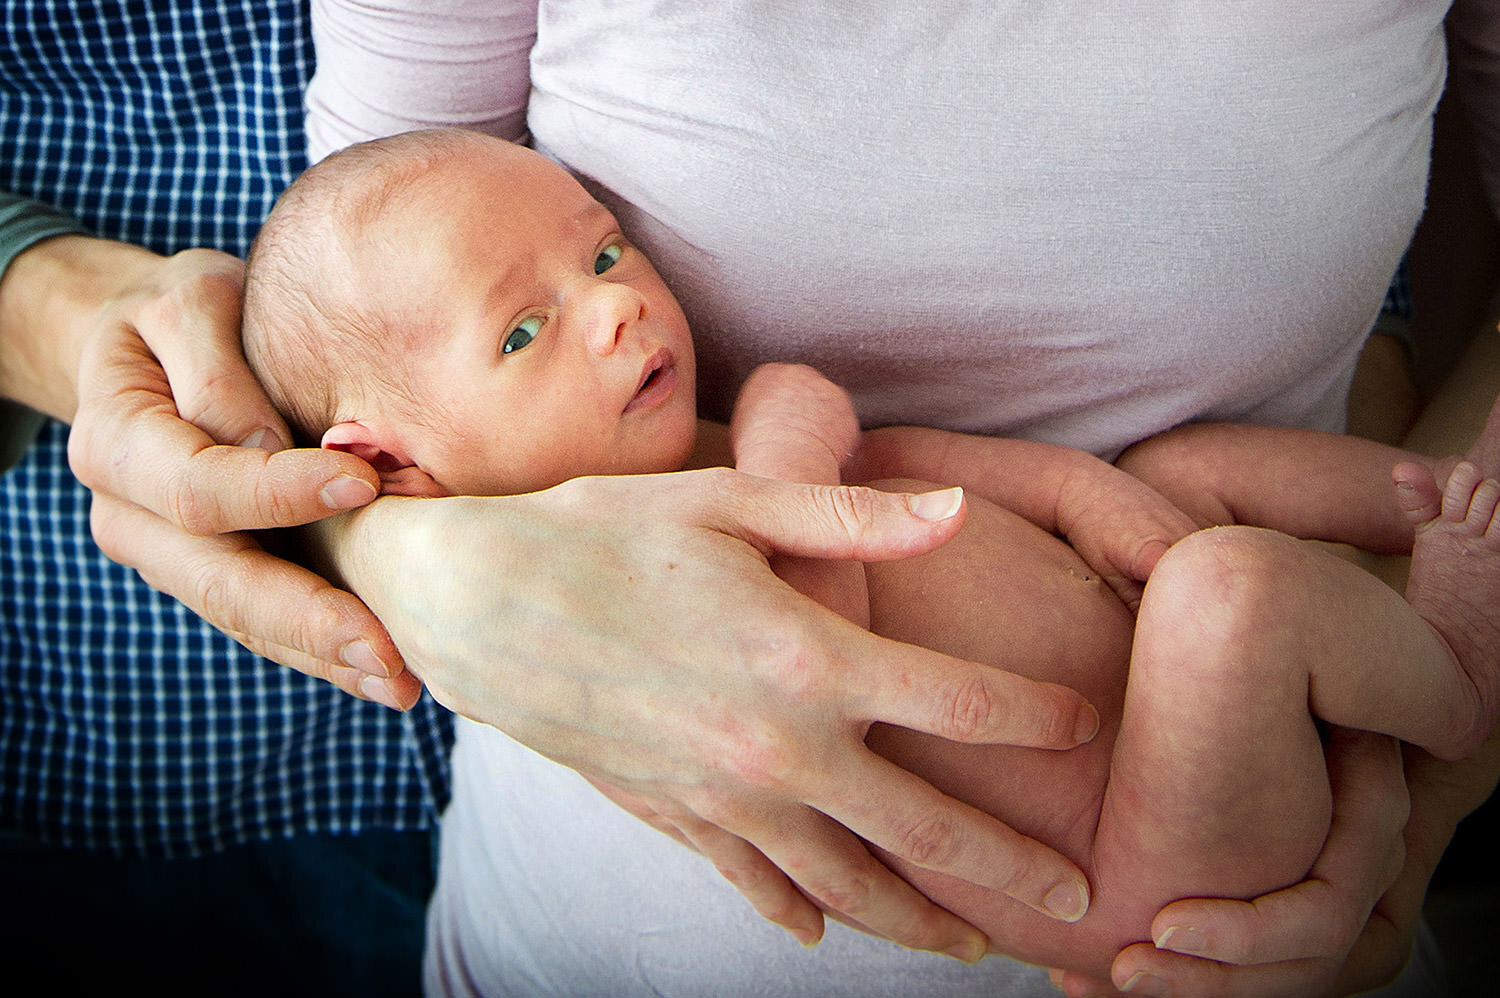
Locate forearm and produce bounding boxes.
[731,364,858,487]
[1,233,166,423]
[0,195,101,421]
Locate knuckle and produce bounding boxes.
[716,858,768,893]
[894,813,963,870]
[139,252,244,324]
[804,867,878,916]
[679,782,736,827]
[701,466,739,491]
[258,473,305,527]
[172,369,241,427]
[824,485,878,546]
[548,473,614,514]
[302,582,360,634]
[1326,908,1363,953]
[742,617,833,703]
[188,558,241,628]
[86,501,127,562]
[754,888,814,933]
[721,724,799,793]
[162,476,218,535]
[66,412,114,492]
[938,673,997,742]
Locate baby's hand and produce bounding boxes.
[1054,466,1199,610]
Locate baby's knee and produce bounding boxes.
[1140,527,1312,658]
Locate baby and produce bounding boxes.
[242,128,1500,976]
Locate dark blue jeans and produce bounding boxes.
[0,829,435,997]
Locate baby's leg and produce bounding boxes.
[1088,528,1339,941]
[1393,457,1500,758]
[1090,523,1477,938]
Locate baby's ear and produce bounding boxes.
[321,421,449,497]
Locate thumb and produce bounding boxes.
[699,470,967,562]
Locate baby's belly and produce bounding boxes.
[862,488,1139,971]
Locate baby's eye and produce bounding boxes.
[503,316,544,354]
[594,242,624,275]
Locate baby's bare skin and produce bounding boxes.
[1395,454,1500,759]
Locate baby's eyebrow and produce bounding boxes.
[571,201,617,232]
[479,253,528,322]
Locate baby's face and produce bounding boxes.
[371,142,698,495]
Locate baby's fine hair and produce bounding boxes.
[242,128,490,445]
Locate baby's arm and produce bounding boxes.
[1116,423,1427,553]
[730,364,873,626]
[731,363,859,488]
[848,424,1198,607]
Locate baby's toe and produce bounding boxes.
[1393,461,1443,527]
[1441,462,1485,525]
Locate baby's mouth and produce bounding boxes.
[625,348,677,413]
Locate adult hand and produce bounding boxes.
[1050,728,1412,997]
[323,469,1103,959]
[0,233,417,708]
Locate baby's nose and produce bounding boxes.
[585,283,648,356]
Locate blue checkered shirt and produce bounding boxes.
[1,0,452,858]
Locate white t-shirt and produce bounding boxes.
[305,2,1465,994]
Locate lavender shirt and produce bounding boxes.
[305,2,1470,994]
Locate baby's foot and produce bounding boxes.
[1394,459,1500,758]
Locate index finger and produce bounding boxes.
[845,625,1101,751]
[70,323,378,534]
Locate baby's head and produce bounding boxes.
[243,128,698,497]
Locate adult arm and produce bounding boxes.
[314,475,1101,958]
[589,364,960,947]
[0,192,86,469]
[305,2,1110,955]
[0,191,415,707]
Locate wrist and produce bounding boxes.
[0,233,163,421]
[306,494,436,592]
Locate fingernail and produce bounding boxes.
[908,486,963,521]
[321,474,377,510]
[793,928,821,949]
[1074,703,1100,744]
[942,933,987,964]
[358,675,406,711]
[1154,925,1205,955]
[1042,880,1089,922]
[1122,971,1169,995]
[239,427,285,451]
[341,640,391,677]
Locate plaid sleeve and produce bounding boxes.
[0,0,451,859]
